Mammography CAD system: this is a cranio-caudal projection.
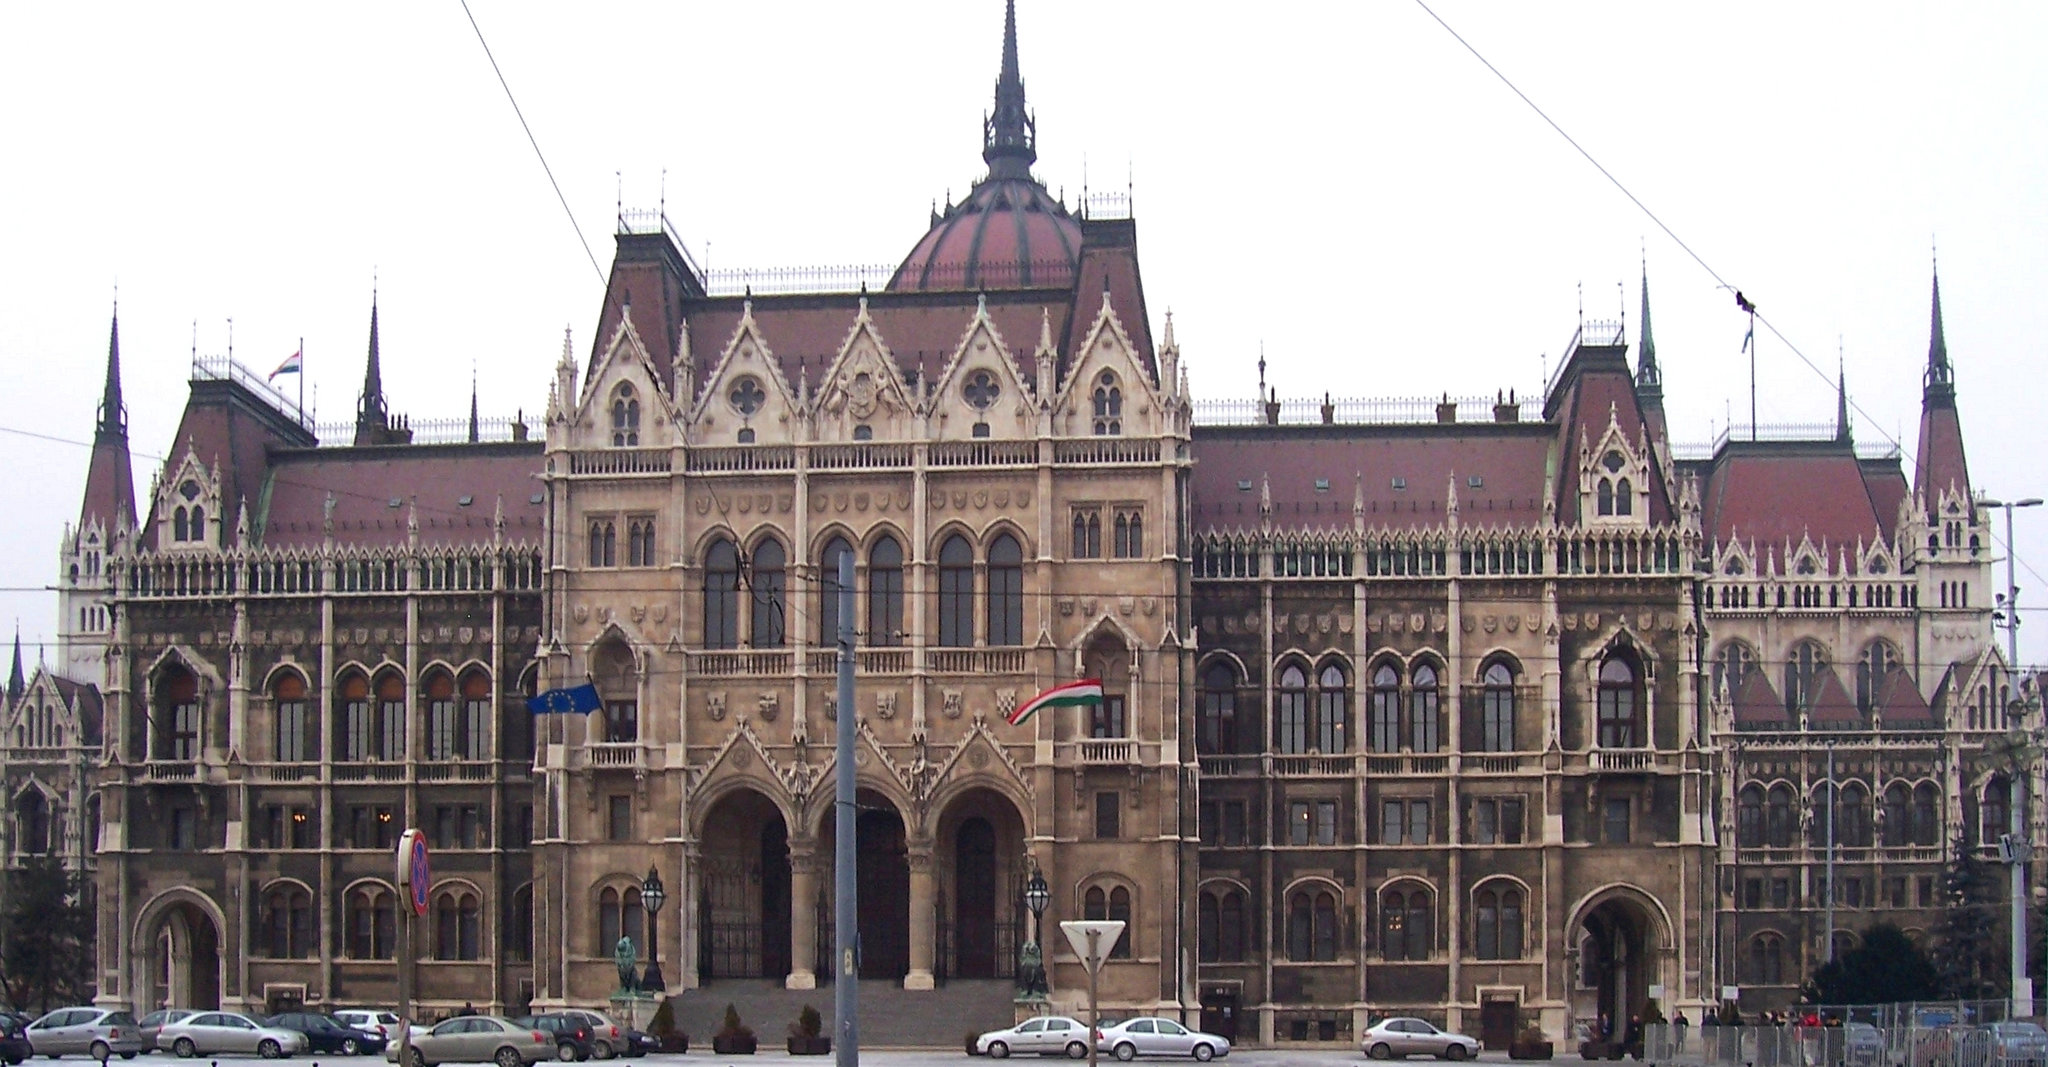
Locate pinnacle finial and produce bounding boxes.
[1925,266,1953,397]
[982,0,1037,179]
[358,294,388,437]
[98,304,127,441]
[1636,260,1660,390]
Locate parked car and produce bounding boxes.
[550,1012,631,1060]
[1985,1022,2048,1067]
[617,1029,656,1058]
[157,1011,309,1059]
[265,1013,386,1056]
[1361,1018,1481,1061]
[975,1016,1096,1059]
[383,1017,551,1067]
[509,1015,594,1062]
[24,1008,143,1060]
[0,1012,35,1065]
[1095,1017,1230,1061]
[138,1011,202,1053]
[334,1012,431,1045]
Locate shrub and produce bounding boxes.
[791,1006,822,1040]
[649,999,676,1038]
[719,1004,754,1040]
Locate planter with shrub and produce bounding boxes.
[786,1005,830,1056]
[1509,1026,1553,1060]
[648,998,689,1054]
[713,1004,757,1055]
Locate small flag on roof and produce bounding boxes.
[1007,678,1104,726]
[269,348,303,380]
[527,682,602,715]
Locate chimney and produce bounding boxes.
[1263,387,1281,426]
[1321,392,1335,425]
[1436,393,1457,424]
[1494,389,1520,423]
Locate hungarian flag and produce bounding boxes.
[1007,678,1103,726]
[269,348,303,380]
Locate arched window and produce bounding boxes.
[1285,889,1340,962]
[1199,894,1220,963]
[1712,643,1756,703]
[592,639,638,743]
[1785,641,1826,715]
[507,884,534,962]
[588,521,617,568]
[424,670,458,761]
[1882,782,1911,847]
[173,507,189,542]
[749,539,788,648]
[15,792,48,856]
[1314,890,1340,961]
[1072,512,1100,559]
[987,533,1024,646]
[1614,478,1633,516]
[1381,887,1432,961]
[1596,656,1642,748]
[1084,886,1133,959]
[1766,784,1794,848]
[1839,783,1872,848]
[1983,776,2011,847]
[1737,784,1765,848]
[1481,661,1516,752]
[348,885,396,959]
[819,537,854,646]
[1913,782,1941,847]
[1091,371,1123,435]
[1750,933,1785,985]
[1369,664,1401,753]
[1409,663,1441,753]
[1316,664,1348,753]
[1199,663,1239,755]
[338,671,371,761]
[263,885,312,958]
[703,539,740,649]
[189,505,205,542]
[273,672,311,762]
[1808,783,1837,848]
[599,887,621,955]
[458,670,491,761]
[1857,642,1899,715]
[1218,890,1245,962]
[374,672,406,761]
[1276,664,1309,754]
[937,534,975,647]
[157,665,201,761]
[610,384,640,447]
[1114,510,1143,559]
[867,536,904,647]
[1474,884,1524,960]
[627,518,656,567]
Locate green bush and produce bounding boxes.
[719,1003,753,1040]
[649,998,676,1038]
[791,1005,822,1040]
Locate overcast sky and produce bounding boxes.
[3,2,2045,668]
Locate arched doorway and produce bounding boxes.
[141,900,222,1011]
[695,788,792,980]
[955,818,998,977]
[935,786,1030,981]
[1574,892,1664,1032]
[855,805,909,979]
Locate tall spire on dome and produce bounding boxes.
[97,308,127,442]
[1914,264,1971,514]
[468,372,480,443]
[1835,357,1852,445]
[982,0,1037,180]
[355,294,391,445]
[78,303,137,532]
[1635,261,1660,391]
[1924,268,1953,400]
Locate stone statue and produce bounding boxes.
[1016,940,1047,998]
[614,935,639,994]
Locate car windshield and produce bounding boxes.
[107,1014,136,1027]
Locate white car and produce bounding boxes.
[1096,1017,1229,1061]
[334,1012,430,1045]
[976,1016,1096,1059]
[1360,1018,1480,1061]
[156,1012,309,1059]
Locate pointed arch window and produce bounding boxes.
[1983,775,2011,847]
[1083,885,1133,959]
[1750,933,1785,985]
[748,539,787,648]
[348,885,397,959]
[703,539,740,649]
[1092,371,1123,435]
[1381,887,1432,961]
[1113,509,1143,558]
[1410,663,1441,753]
[1287,888,1339,962]
[937,534,975,647]
[868,536,904,647]
[1369,664,1401,753]
[589,520,617,568]
[626,517,656,567]
[819,537,854,647]
[610,383,640,447]
[987,533,1024,646]
[1481,661,1517,752]
[339,672,372,761]
[157,665,201,761]
[458,670,491,760]
[1199,662,1239,755]
[15,792,49,856]
[436,890,483,960]
[1614,477,1633,516]
[1316,663,1349,753]
[1219,889,1246,961]
[1474,884,1525,960]
[1857,641,1899,715]
[1713,643,1756,703]
[1839,782,1873,848]
[1596,655,1643,748]
[425,670,459,761]
[507,884,534,962]
[1738,784,1765,848]
[273,672,312,762]
[1276,664,1309,754]
[1882,782,1911,847]
[1766,784,1795,848]
[1072,510,1100,559]
[263,885,312,958]
[1199,894,1220,963]
[374,672,406,761]
[1785,641,1826,715]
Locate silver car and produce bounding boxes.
[385,1017,551,1067]
[975,1016,1095,1059]
[137,1011,201,1053]
[158,1011,309,1059]
[1096,1017,1229,1061]
[1361,1018,1480,1061]
[24,1008,143,1060]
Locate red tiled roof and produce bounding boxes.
[1732,670,1790,729]
[1915,400,1972,515]
[147,378,316,550]
[888,177,1081,292]
[1806,668,1863,725]
[1188,425,1554,532]
[1696,443,1890,552]
[1859,459,1910,542]
[1545,341,1675,525]
[256,443,546,549]
[1876,668,1937,728]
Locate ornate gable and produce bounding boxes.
[814,300,918,442]
[567,308,677,451]
[929,298,1035,441]
[1576,403,1651,528]
[690,303,800,446]
[1053,291,1161,438]
[152,443,224,552]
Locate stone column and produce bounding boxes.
[786,842,818,990]
[905,840,936,990]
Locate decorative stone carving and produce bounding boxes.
[1119,596,1135,617]
[968,747,991,769]
[730,746,752,769]
[995,689,1018,717]
[1081,598,1098,615]
[653,604,668,623]
[1141,597,1157,616]
[854,491,870,512]
[876,691,898,720]
[1505,614,1521,633]
[823,693,837,721]
[757,692,780,722]
[706,692,727,721]
[631,605,646,623]
[1058,598,1075,616]
[993,489,1010,507]
[942,689,964,719]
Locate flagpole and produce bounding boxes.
[298,338,305,425]
[1748,307,1757,441]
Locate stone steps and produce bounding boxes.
[666,979,1020,1050]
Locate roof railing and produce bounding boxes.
[1192,395,1543,427]
[190,353,314,432]
[701,258,1081,296]
[1543,319,1629,399]
[1669,424,1902,461]
[616,209,706,280]
[311,416,526,448]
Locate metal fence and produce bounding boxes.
[1637,1002,2048,1067]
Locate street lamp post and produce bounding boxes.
[1981,496,2043,1017]
[640,866,667,994]
[1021,866,1051,999]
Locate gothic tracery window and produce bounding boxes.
[609,383,640,447]
[1091,371,1123,435]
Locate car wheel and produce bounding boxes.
[1193,1045,1215,1063]
[496,1048,525,1067]
[1445,1044,1468,1061]
[259,1039,283,1059]
[1114,1044,1137,1063]
[987,1042,1009,1059]
[342,1039,361,1057]
[174,1038,198,1059]
[89,1043,110,1063]
[1369,1043,1393,1060]
[557,1045,579,1063]
[593,1042,613,1061]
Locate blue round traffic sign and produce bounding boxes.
[408,834,431,916]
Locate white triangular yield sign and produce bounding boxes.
[1059,920,1126,974]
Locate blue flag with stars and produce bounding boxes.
[527,683,602,715]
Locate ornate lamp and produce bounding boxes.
[1018,864,1052,999]
[640,865,667,993]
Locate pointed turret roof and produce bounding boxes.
[983,0,1036,180]
[1913,268,1972,514]
[468,373,480,443]
[1635,264,1660,391]
[78,307,137,533]
[1836,361,1852,445]
[354,297,396,446]
[7,630,23,707]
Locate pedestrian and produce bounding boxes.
[1675,1011,1689,1051]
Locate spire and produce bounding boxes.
[1635,262,1660,390]
[97,307,127,442]
[1913,265,1972,514]
[7,629,23,707]
[981,0,1037,180]
[468,371,480,443]
[355,296,392,446]
[1925,268,1953,400]
[1835,358,1852,445]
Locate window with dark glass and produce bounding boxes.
[264,886,312,958]
[340,672,372,760]
[1603,797,1631,844]
[1091,694,1127,738]
[1913,782,1940,846]
[1984,776,2011,846]
[1857,641,1898,715]
[1381,888,1432,961]
[589,520,617,568]
[1072,510,1101,559]
[459,671,490,760]
[1222,801,1247,847]
[1113,509,1143,558]
[1767,785,1794,847]
[819,537,854,646]
[1738,785,1765,847]
[274,673,311,762]
[1751,934,1784,984]
[426,671,458,760]
[1597,657,1641,748]
[1370,665,1401,753]
[1381,798,1431,845]
[160,667,201,760]
[749,538,788,647]
[987,534,1024,645]
[868,536,905,646]
[349,887,396,959]
[607,795,633,842]
[375,673,405,760]
[1316,664,1349,753]
[1199,663,1238,754]
[1083,885,1133,958]
[1092,371,1123,435]
[1095,791,1120,839]
[1474,886,1523,959]
[1277,664,1309,753]
[1713,643,1755,703]
[1785,641,1825,715]
[627,517,656,568]
[937,534,975,647]
[610,384,640,447]
[1410,663,1441,752]
[1481,662,1516,752]
[703,539,740,649]
[508,885,534,961]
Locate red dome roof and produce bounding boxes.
[888,176,1080,292]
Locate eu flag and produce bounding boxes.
[527,683,603,715]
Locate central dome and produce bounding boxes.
[887,177,1080,291]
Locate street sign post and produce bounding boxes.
[395,830,430,1065]
[1059,921,1125,1067]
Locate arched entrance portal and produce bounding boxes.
[935,787,1030,981]
[696,788,792,980]
[143,901,222,1011]
[855,804,909,979]
[1574,893,1664,1032]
